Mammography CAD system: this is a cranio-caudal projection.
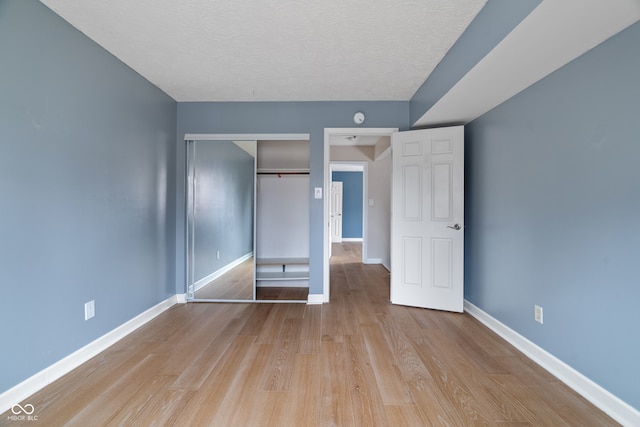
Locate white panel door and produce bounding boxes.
[391,126,464,312]
[330,181,343,243]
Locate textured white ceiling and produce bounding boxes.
[40,0,486,102]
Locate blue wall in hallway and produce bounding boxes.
[0,0,177,393]
[332,172,363,239]
[464,22,640,408]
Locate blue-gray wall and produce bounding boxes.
[176,102,410,295]
[0,0,176,393]
[332,171,363,239]
[193,141,254,281]
[464,22,640,408]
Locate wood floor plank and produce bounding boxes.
[375,311,433,385]
[238,302,273,336]
[170,316,247,390]
[405,305,440,330]
[321,297,345,342]
[211,342,275,426]
[345,334,390,427]
[421,328,536,423]
[348,288,378,327]
[135,388,195,427]
[361,323,413,405]
[412,334,495,426]
[227,391,288,427]
[529,381,620,427]
[385,404,431,427]
[256,303,290,344]
[174,334,257,426]
[259,318,302,391]
[320,341,356,427]
[103,374,178,425]
[278,354,321,427]
[496,353,562,388]
[379,305,425,340]
[298,304,322,354]
[17,341,167,425]
[158,303,247,375]
[407,377,462,426]
[65,353,171,427]
[487,374,572,426]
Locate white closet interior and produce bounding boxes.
[255,140,310,288]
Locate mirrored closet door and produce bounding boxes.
[185,136,311,303]
[186,139,256,301]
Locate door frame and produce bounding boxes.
[322,128,398,303]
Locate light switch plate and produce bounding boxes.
[314,187,322,199]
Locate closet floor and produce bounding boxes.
[256,286,309,300]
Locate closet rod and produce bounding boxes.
[257,171,309,175]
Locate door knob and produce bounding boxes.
[447,224,461,230]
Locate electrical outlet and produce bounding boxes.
[534,305,543,324]
[216,250,220,260]
[85,300,95,320]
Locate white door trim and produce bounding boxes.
[323,128,398,303]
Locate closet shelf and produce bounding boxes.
[256,257,309,265]
[256,271,310,281]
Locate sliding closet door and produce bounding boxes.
[185,139,256,301]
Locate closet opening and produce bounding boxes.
[184,134,310,303]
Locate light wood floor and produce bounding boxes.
[2,243,618,426]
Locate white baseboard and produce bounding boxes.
[364,258,382,264]
[464,300,639,427]
[176,293,187,303]
[307,294,324,305]
[194,252,253,292]
[0,295,178,415]
[342,238,363,242]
